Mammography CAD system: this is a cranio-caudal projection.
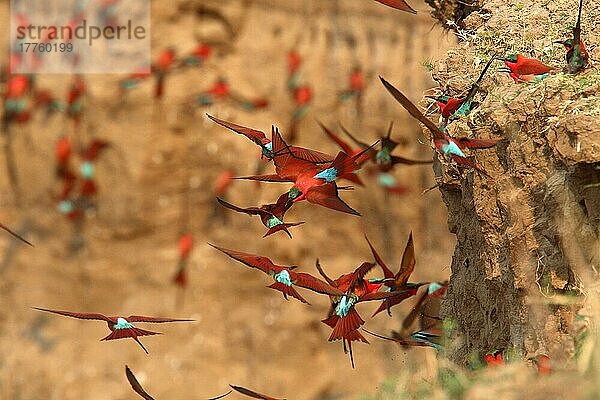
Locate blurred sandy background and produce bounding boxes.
[0,1,458,399]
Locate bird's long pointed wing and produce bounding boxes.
[364,235,394,279]
[380,77,445,142]
[126,316,194,323]
[217,197,262,216]
[359,290,406,302]
[339,123,370,150]
[395,231,416,286]
[317,121,355,155]
[229,385,285,400]
[353,261,377,281]
[292,271,345,296]
[32,307,111,322]
[363,329,433,347]
[125,366,156,400]
[209,244,277,275]
[0,223,33,246]
[234,174,294,183]
[373,0,417,14]
[315,259,336,286]
[207,114,267,146]
[305,183,360,216]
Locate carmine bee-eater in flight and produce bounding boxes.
[236,126,374,215]
[126,366,232,400]
[427,56,496,123]
[380,76,500,177]
[173,233,194,288]
[554,0,588,74]
[153,47,177,99]
[33,307,193,354]
[338,122,432,172]
[210,244,344,304]
[316,259,401,367]
[178,42,212,68]
[373,0,416,13]
[79,139,111,198]
[499,54,554,83]
[230,385,285,400]
[400,281,448,335]
[217,192,304,238]
[207,114,333,164]
[363,326,443,350]
[366,232,428,317]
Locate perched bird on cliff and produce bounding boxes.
[499,54,554,83]
[366,233,428,317]
[33,307,193,354]
[427,55,496,123]
[554,0,588,74]
[373,0,417,14]
[210,244,344,304]
[380,77,499,177]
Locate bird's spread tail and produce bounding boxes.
[267,282,309,304]
[329,308,365,341]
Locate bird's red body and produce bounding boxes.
[503,54,554,83]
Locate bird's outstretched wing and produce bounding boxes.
[364,235,394,279]
[32,307,111,322]
[395,231,416,286]
[291,271,345,296]
[229,385,285,400]
[209,244,278,275]
[373,0,416,14]
[125,366,156,400]
[305,183,360,216]
[126,316,194,323]
[207,114,267,146]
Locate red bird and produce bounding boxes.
[366,232,428,317]
[373,0,416,14]
[33,307,193,354]
[217,193,304,238]
[380,76,499,177]
[213,170,235,197]
[500,54,554,83]
[485,350,504,367]
[427,55,496,122]
[210,244,344,304]
[230,385,285,400]
[554,0,588,73]
[400,281,448,335]
[236,127,372,215]
[337,122,432,172]
[153,47,176,98]
[126,366,232,400]
[316,260,401,367]
[173,233,194,288]
[208,115,333,164]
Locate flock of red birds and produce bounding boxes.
[1,0,591,397]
